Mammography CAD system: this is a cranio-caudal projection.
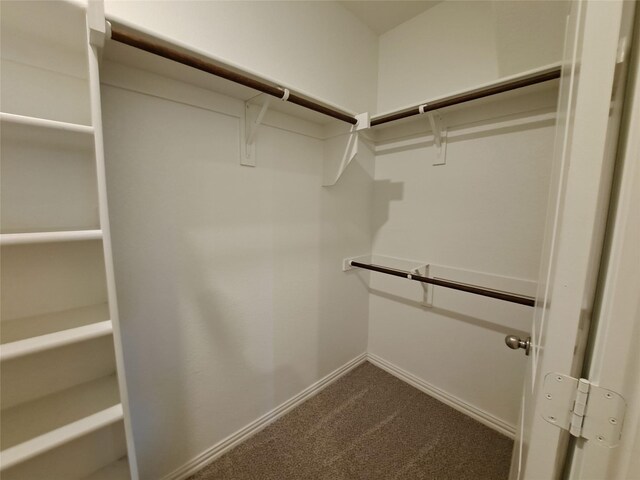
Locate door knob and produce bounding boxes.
[505,335,531,356]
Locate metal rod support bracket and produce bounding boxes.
[355,112,370,131]
[412,264,432,307]
[343,255,369,271]
[242,96,272,166]
[322,127,359,186]
[419,106,447,165]
[322,111,370,186]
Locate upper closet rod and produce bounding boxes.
[109,25,359,125]
[349,260,535,307]
[370,66,561,127]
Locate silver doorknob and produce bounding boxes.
[505,335,531,356]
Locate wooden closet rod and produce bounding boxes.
[109,26,359,125]
[370,66,562,127]
[350,261,536,307]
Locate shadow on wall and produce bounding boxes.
[166,122,331,475]
[317,144,375,379]
[370,179,404,238]
[365,100,553,344]
[181,236,304,435]
[370,100,557,241]
[368,287,529,338]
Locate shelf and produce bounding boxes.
[1,335,118,410]
[1,241,107,322]
[84,457,131,480]
[1,303,110,345]
[1,59,92,125]
[1,1,91,125]
[1,375,121,450]
[103,20,354,127]
[0,422,127,480]
[0,404,123,471]
[0,0,89,55]
[0,230,102,246]
[0,112,94,137]
[1,321,113,362]
[1,113,99,234]
[370,63,562,125]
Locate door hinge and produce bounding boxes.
[541,373,626,448]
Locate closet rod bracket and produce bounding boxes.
[343,255,369,271]
[355,112,370,131]
[241,96,272,166]
[419,106,447,166]
[413,264,433,307]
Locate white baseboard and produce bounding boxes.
[366,352,516,439]
[161,352,368,480]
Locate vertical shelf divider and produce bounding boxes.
[87,4,139,478]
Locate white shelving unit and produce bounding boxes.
[0,1,136,478]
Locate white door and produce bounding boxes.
[566,9,640,478]
[509,1,635,479]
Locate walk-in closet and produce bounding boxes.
[1,1,639,479]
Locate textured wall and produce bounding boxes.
[101,68,373,478]
[100,1,571,475]
[367,88,559,431]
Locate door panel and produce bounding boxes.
[567,5,640,478]
[510,1,631,478]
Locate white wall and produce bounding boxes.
[376,0,570,113]
[101,63,373,479]
[367,86,559,431]
[366,0,567,433]
[99,1,570,473]
[104,0,379,114]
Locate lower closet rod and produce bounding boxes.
[108,25,358,125]
[349,261,536,307]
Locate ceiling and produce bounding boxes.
[340,1,443,35]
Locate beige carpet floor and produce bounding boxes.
[189,362,513,480]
